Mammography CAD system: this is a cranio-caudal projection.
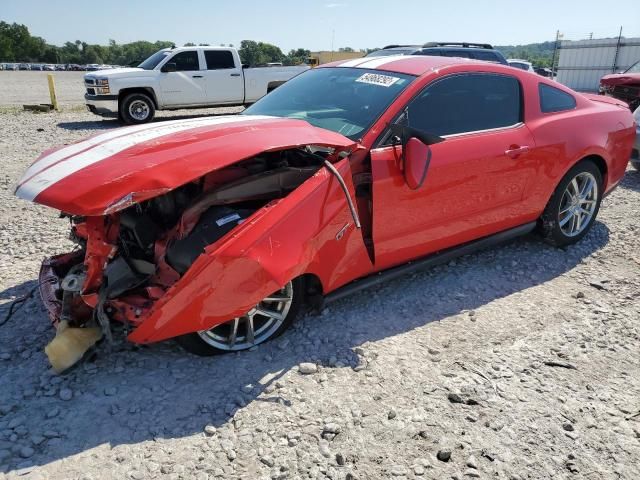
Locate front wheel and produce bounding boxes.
[539,160,603,247]
[176,278,304,356]
[119,93,155,125]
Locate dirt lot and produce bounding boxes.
[0,107,639,480]
[0,72,88,107]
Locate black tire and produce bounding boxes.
[119,93,155,125]
[538,159,603,247]
[176,277,305,356]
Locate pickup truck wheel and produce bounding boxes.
[539,160,602,247]
[120,93,155,124]
[176,278,304,356]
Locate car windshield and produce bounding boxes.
[138,50,171,70]
[243,67,414,140]
[625,60,640,74]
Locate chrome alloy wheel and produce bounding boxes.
[558,172,598,237]
[128,100,150,121]
[197,282,294,351]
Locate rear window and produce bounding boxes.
[539,83,576,113]
[204,50,236,69]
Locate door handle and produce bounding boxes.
[192,75,203,78]
[505,145,530,158]
[230,73,241,77]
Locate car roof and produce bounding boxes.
[321,54,505,76]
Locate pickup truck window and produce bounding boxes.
[204,50,236,69]
[138,50,171,70]
[171,51,200,71]
[243,67,414,140]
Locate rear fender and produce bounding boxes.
[127,158,373,344]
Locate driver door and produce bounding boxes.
[371,72,536,271]
[158,50,207,106]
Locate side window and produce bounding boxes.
[443,50,472,59]
[406,73,522,136]
[169,51,199,71]
[471,51,500,63]
[204,50,236,70]
[539,83,576,113]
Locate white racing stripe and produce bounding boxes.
[353,55,407,70]
[19,116,216,184]
[16,115,273,201]
[337,57,374,68]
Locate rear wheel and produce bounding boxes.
[539,160,602,247]
[119,93,155,125]
[176,278,304,356]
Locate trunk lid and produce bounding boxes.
[15,115,357,216]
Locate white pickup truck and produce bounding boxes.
[84,46,308,124]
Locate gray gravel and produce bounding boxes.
[0,108,639,480]
[0,71,87,107]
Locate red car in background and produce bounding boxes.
[15,55,636,370]
[600,59,640,112]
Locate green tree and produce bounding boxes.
[238,40,285,66]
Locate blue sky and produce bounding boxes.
[3,0,640,51]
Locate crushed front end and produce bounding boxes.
[33,145,351,369]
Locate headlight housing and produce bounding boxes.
[95,86,111,94]
[95,78,109,86]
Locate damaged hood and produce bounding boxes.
[15,115,357,216]
[600,73,640,87]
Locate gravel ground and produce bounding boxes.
[0,109,639,480]
[0,72,88,107]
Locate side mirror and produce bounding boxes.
[404,138,431,190]
[161,62,177,73]
[389,124,445,190]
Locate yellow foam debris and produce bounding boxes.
[45,321,102,374]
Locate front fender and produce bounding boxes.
[127,158,373,344]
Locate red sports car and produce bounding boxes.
[15,55,636,368]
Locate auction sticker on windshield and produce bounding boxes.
[355,73,400,87]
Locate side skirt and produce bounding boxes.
[324,222,537,304]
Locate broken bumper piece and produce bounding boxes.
[38,251,84,326]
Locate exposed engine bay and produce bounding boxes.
[40,146,348,370]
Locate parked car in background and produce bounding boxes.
[534,67,554,78]
[632,106,640,170]
[365,45,422,57]
[412,42,508,65]
[86,64,101,71]
[15,55,635,369]
[599,59,640,112]
[84,46,309,124]
[508,59,535,72]
[55,64,66,71]
[43,64,56,71]
[67,64,82,71]
[18,63,30,70]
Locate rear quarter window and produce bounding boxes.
[539,83,576,113]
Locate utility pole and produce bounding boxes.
[550,30,562,79]
[612,26,623,73]
[330,29,335,62]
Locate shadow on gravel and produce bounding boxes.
[0,223,611,474]
[619,167,640,192]
[56,111,242,132]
